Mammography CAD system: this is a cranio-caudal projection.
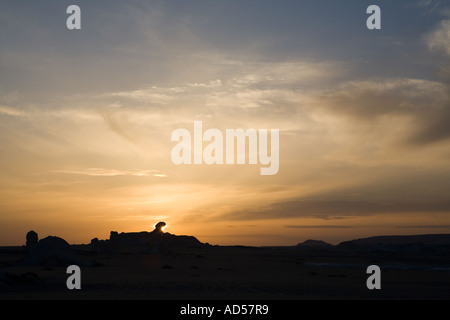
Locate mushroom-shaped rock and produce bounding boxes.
[26,230,38,248]
[154,222,166,233]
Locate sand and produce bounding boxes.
[1,245,449,300]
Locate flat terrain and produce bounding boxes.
[1,245,450,300]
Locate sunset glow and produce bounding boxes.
[1,0,450,246]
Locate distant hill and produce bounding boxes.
[295,239,334,250]
[291,234,450,255]
[338,234,450,247]
[336,234,450,256]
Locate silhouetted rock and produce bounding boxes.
[296,239,334,250]
[89,222,205,254]
[154,222,166,233]
[110,231,119,241]
[18,236,78,266]
[26,230,38,248]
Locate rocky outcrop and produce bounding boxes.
[90,222,205,254]
[295,239,334,250]
[18,236,79,266]
[154,222,166,232]
[26,230,38,248]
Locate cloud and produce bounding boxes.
[0,105,25,117]
[98,56,450,150]
[285,225,354,229]
[99,59,342,132]
[317,78,447,119]
[407,105,450,145]
[426,19,450,55]
[54,168,166,177]
[220,198,450,221]
[99,108,139,144]
[418,0,448,15]
[396,225,450,229]
[108,87,177,104]
[314,77,450,146]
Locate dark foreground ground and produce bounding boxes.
[1,244,449,300]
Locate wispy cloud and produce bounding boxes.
[396,225,450,229]
[285,225,354,229]
[54,168,166,177]
[220,198,450,221]
[418,0,449,15]
[0,105,25,117]
[426,19,450,55]
[315,77,450,146]
[99,108,138,144]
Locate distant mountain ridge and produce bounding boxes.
[292,234,450,256]
[338,234,450,246]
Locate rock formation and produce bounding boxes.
[90,221,205,254]
[26,230,38,248]
[296,239,334,250]
[154,222,166,233]
[18,236,79,266]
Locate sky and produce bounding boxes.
[1,0,450,246]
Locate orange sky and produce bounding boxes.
[1,1,450,246]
